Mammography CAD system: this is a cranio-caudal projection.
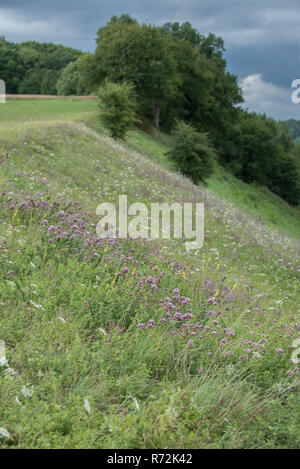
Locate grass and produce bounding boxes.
[0,99,97,137]
[126,126,300,239]
[0,102,299,449]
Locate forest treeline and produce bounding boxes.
[0,15,299,204]
[0,40,85,95]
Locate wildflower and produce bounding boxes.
[29,300,45,311]
[21,386,33,398]
[0,428,10,439]
[188,339,193,346]
[275,348,284,354]
[133,397,139,411]
[84,398,91,414]
[0,340,8,367]
[207,297,217,305]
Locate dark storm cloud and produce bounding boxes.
[1,0,300,119]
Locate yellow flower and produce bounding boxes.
[182,271,187,279]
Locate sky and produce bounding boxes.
[0,0,300,120]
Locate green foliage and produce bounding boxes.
[87,17,242,132]
[97,80,139,140]
[56,59,88,96]
[166,121,216,184]
[93,19,178,129]
[284,118,300,140]
[41,69,60,95]
[0,39,81,94]
[76,53,98,94]
[224,111,300,206]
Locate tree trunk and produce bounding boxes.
[154,103,160,129]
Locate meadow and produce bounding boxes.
[0,100,299,448]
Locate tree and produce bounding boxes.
[230,112,300,205]
[18,67,45,94]
[56,59,88,96]
[92,18,179,128]
[41,69,59,95]
[166,121,216,184]
[161,21,243,145]
[98,80,139,140]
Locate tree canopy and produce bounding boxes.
[0,39,81,94]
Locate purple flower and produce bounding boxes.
[207,297,217,305]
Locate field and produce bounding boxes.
[0,100,299,449]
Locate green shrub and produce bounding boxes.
[166,121,216,184]
[97,80,138,140]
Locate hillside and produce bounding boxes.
[0,100,299,449]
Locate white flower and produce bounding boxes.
[98,327,107,335]
[84,399,91,414]
[0,427,10,439]
[29,300,45,310]
[0,340,8,367]
[133,397,139,411]
[4,367,16,378]
[21,386,33,398]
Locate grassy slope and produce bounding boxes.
[127,128,300,239]
[0,102,299,449]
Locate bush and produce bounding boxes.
[166,121,216,184]
[97,80,139,140]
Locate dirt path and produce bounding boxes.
[5,94,96,100]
